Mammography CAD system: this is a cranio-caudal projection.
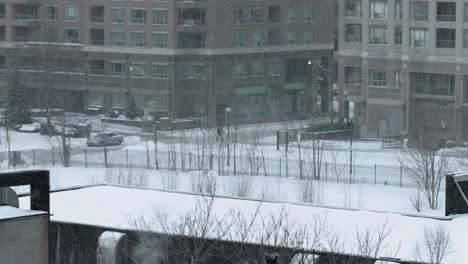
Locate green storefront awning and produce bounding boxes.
[285,82,306,91]
[232,86,267,96]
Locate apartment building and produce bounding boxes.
[0,0,336,126]
[338,0,468,142]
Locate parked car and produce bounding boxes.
[15,122,41,133]
[87,132,124,147]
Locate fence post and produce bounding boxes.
[13,151,16,169]
[146,149,150,169]
[210,154,213,170]
[33,149,36,166]
[279,158,282,177]
[167,151,170,170]
[126,149,129,168]
[325,162,328,182]
[52,147,55,166]
[374,164,377,185]
[189,152,192,171]
[285,154,289,178]
[85,149,88,168]
[400,166,403,188]
[104,146,108,169]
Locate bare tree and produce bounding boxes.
[132,195,235,264]
[400,138,449,210]
[354,219,397,259]
[415,225,451,264]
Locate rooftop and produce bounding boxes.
[18,185,468,263]
[0,206,47,221]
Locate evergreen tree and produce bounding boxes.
[4,70,32,127]
[125,96,140,119]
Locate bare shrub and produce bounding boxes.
[225,174,253,198]
[105,166,149,187]
[354,219,397,259]
[160,170,179,191]
[410,189,424,213]
[190,170,217,195]
[400,142,448,210]
[415,225,451,264]
[297,177,321,204]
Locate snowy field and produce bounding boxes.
[4,166,445,216]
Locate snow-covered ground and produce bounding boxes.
[4,166,445,216]
[18,184,467,263]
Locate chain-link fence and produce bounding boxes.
[3,146,418,188]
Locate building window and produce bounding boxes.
[132,31,146,47]
[345,0,361,17]
[0,56,4,69]
[64,6,78,21]
[233,8,247,24]
[152,32,168,48]
[251,8,264,24]
[345,24,362,42]
[369,0,387,19]
[90,28,104,45]
[437,2,456,22]
[153,9,168,25]
[251,61,264,77]
[269,61,281,76]
[234,31,247,47]
[111,62,124,76]
[410,2,428,21]
[303,6,313,22]
[45,6,58,20]
[285,30,297,45]
[410,28,428,47]
[394,26,402,45]
[0,26,5,41]
[345,67,361,84]
[64,28,79,43]
[268,30,280,46]
[90,60,105,75]
[178,32,205,48]
[286,8,297,23]
[111,8,125,24]
[464,29,468,49]
[111,31,125,46]
[369,25,387,44]
[269,6,281,23]
[411,73,455,95]
[394,0,402,20]
[251,31,264,47]
[178,8,205,25]
[436,28,456,48]
[368,70,387,87]
[464,3,468,22]
[233,62,247,78]
[303,30,313,44]
[0,4,4,19]
[154,64,168,79]
[132,9,146,24]
[394,70,401,88]
[176,64,206,79]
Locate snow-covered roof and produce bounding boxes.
[0,206,47,221]
[18,186,468,263]
[450,171,468,182]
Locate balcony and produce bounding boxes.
[436,2,456,22]
[13,4,38,20]
[178,8,206,26]
[90,6,105,23]
[90,28,104,46]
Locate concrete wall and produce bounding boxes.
[0,215,49,264]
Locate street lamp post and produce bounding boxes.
[225,107,232,167]
[344,91,353,184]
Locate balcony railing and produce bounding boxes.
[437,14,456,22]
[91,16,105,23]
